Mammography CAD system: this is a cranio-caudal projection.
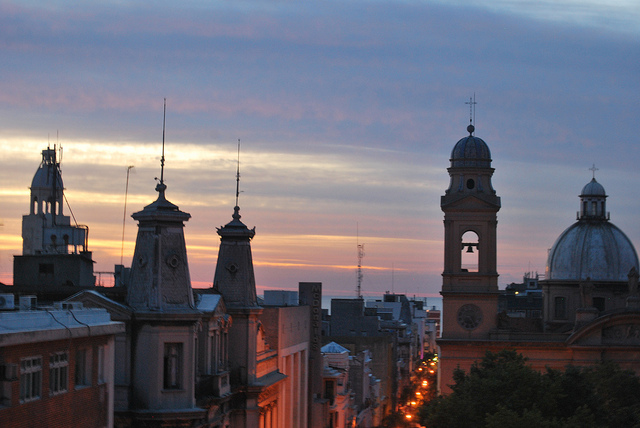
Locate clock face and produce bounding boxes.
[457,304,483,330]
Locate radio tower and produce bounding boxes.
[356,227,365,299]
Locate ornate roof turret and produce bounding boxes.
[126,102,196,312]
[212,141,259,308]
[212,205,258,308]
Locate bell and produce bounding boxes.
[466,245,474,253]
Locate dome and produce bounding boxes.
[546,221,639,281]
[581,178,606,197]
[31,148,63,190]
[450,125,492,168]
[31,164,63,189]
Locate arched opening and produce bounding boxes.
[461,230,479,272]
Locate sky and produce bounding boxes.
[1,0,639,298]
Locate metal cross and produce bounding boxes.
[465,94,477,125]
[589,164,599,179]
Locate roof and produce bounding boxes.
[321,341,350,354]
[450,125,492,168]
[546,221,639,281]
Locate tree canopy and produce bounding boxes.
[419,350,640,428]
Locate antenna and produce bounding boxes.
[235,139,241,207]
[391,262,395,294]
[356,223,365,299]
[160,98,166,186]
[120,165,135,265]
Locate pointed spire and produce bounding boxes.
[235,138,241,209]
[126,99,194,312]
[212,141,258,307]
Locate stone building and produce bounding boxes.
[436,123,640,394]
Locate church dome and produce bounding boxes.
[546,222,638,281]
[581,178,606,197]
[450,125,492,168]
[546,177,638,281]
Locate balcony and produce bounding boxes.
[195,371,230,398]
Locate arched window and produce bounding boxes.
[461,230,479,272]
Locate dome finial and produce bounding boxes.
[155,98,167,196]
[235,138,241,208]
[589,163,599,180]
[465,93,477,135]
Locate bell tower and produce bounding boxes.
[440,123,501,338]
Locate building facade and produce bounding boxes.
[437,123,640,394]
[0,303,123,428]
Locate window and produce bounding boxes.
[593,297,605,312]
[97,346,105,384]
[75,348,92,387]
[554,296,567,319]
[461,231,479,272]
[50,352,68,394]
[20,357,42,402]
[163,343,183,390]
[466,178,475,189]
[324,380,335,405]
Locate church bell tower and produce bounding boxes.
[440,123,501,338]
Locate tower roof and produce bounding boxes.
[580,178,606,197]
[212,206,258,308]
[450,125,492,168]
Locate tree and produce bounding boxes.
[419,350,640,428]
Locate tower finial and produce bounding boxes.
[589,163,599,180]
[160,98,166,185]
[465,93,477,135]
[235,139,241,207]
[155,98,167,195]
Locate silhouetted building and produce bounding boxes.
[437,123,640,394]
[14,147,94,290]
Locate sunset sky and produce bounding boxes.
[1,0,639,298]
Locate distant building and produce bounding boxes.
[14,147,95,290]
[321,342,355,428]
[0,300,123,428]
[437,123,640,394]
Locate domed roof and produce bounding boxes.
[581,178,606,197]
[31,148,63,190]
[546,221,639,281]
[31,164,63,189]
[450,125,492,168]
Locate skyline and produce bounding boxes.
[1,0,639,297]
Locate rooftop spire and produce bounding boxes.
[235,138,241,208]
[156,98,167,196]
[589,163,599,180]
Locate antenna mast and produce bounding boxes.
[235,139,241,207]
[120,165,134,265]
[356,224,365,299]
[160,98,166,186]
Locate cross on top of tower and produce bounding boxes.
[465,94,477,126]
[589,164,599,179]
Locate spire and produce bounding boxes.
[212,141,258,308]
[235,138,241,208]
[126,100,195,312]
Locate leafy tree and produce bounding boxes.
[419,350,640,428]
